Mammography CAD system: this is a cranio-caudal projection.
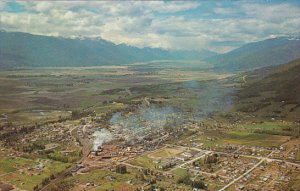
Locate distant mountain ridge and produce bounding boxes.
[0,31,217,68]
[207,37,300,72]
[236,58,300,121]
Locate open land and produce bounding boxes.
[0,61,299,191]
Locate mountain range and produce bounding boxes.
[0,31,217,68]
[1,31,300,72]
[207,37,300,71]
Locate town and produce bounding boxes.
[1,102,299,190]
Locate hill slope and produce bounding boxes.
[235,59,300,121]
[0,31,217,68]
[207,37,300,72]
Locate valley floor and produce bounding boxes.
[0,62,299,191]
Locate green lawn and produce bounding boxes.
[0,161,17,174]
[128,155,156,169]
[0,157,38,174]
[172,168,189,178]
[223,131,289,147]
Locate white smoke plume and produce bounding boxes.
[92,129,113,151]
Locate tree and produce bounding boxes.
[116,165,127,174]
[204,154,219,164]
[192,180,206,189]
[177,174,192,185]
[50,174,55,180]
[42,177,50,186]
[33,185,39,191]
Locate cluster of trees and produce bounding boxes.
[33,173,56,190]
[47,150,82,163]
[22,142,45,153]
[50,180,75,191]
[1,123,35,146]
[116,165,127,174]
[71,110,94,120]
[102,100,116,105]
[33,173,73,191]
[101,88,125,95]
[177,174,206,189]
[138,186,165,191]
[204,154,219,164]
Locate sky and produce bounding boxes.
[0,0,300,53]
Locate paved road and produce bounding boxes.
[165,143,300,191]
[218,151,275,191]
[179,151,210,168]
[168,151,208,172]
[166,144,300,167]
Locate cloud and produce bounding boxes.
[1,1,299,53]
[0,1,7,11]
[213,7,238,15]
[242,3,300,21]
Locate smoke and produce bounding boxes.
[182,80,234,120]
[110,106,181,140]
[92,129,113,151]
[108,80,234,141]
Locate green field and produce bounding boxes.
[190,130,289,148]
[0,157,38,175]
[0,157,69,190]
[149,147,184,159]
[128,155,156,169]
[223,131,289,147]
[172,168,189,178]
